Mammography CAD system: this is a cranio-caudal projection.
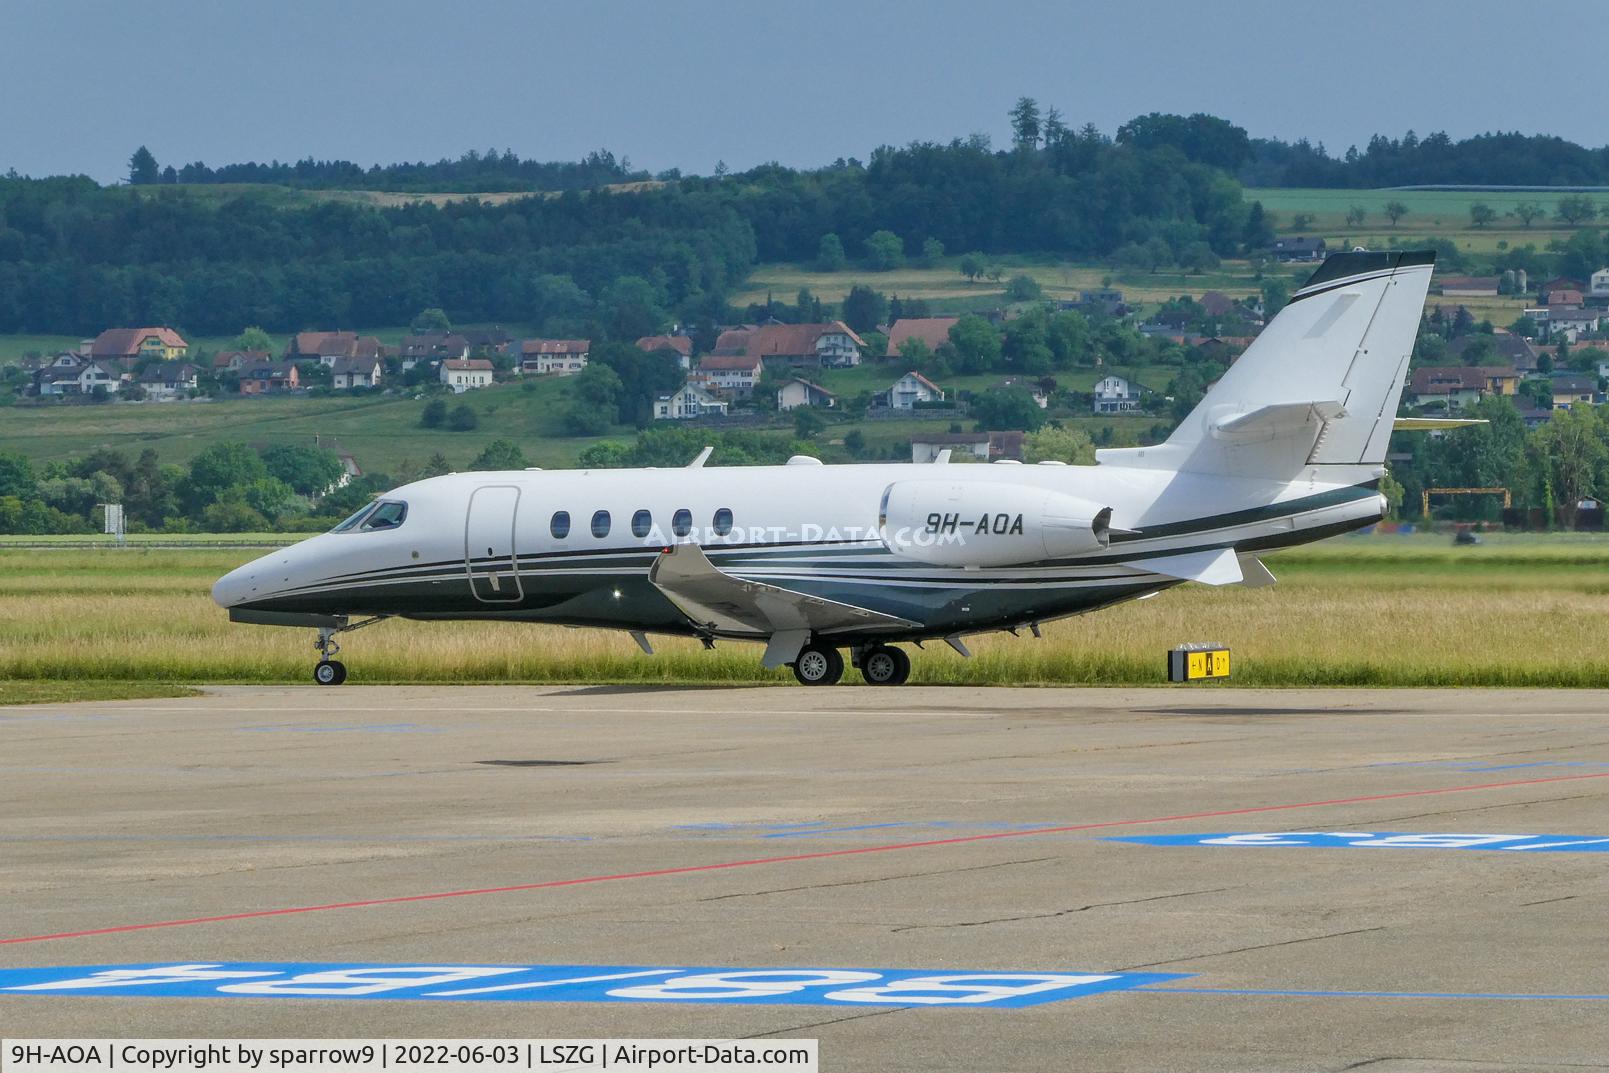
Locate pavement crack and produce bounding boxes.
[1312,790,1607,827]
[696,856,1057,902]
[890,886,1232,933]
[1116,924,1388,970]
[1520,894,1579,906]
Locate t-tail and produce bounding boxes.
[1097,250,1435,482]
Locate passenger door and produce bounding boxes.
[465,486,523,603]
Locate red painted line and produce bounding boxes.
[6,770,1609,947]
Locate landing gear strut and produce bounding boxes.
[857,645,911,686]
[310,616,389,686]
[791,642,845,686]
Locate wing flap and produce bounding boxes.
[648,543,919,638]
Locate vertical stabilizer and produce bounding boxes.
[1101,251,1434,478]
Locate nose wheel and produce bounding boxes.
[314,659,347,686]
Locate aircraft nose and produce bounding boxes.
[211,564,253,608]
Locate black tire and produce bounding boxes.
[860,645,910,686]
[314,659,347,686]
[792,644,844,686]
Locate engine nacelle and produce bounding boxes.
[879,480,1113,567]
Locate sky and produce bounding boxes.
[2,0,1603,184]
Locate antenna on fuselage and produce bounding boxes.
[687,445,714,468]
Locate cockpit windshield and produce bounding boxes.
[331,500,408,533]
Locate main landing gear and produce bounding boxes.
[789,643,912,686]
[310,616,389,686]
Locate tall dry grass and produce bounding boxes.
[2,542,1607,688]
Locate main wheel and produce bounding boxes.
[313,659,347,686]
[791,644,844,686]
[860,645,910,686]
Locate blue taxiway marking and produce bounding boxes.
[0,963,1184,1007]
[1109,831,1609,852]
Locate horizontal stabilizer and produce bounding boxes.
[1211,400,1346,442]
[1392,417,1489,431]
[1122,547,1243,586]
[648,543,918,640]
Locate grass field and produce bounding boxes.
[3,533,1604,703]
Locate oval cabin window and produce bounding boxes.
[632,509,652,538]
[712,507,733,536]
[591,510,611,538]
[550,511,570,539]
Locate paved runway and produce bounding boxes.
[2,685,1608,1071]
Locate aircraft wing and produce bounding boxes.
[648,543,920,640]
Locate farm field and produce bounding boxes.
[3,532,1605,704]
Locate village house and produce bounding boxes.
[1590,268,1609,300]
[519,339,589,375]
[720,321,866,369]
[1550,373,1598,410]
[635,334,695,370]
[884,316,959,357]
[1542,306,1601,343]
[399,332,470,366]
[1268,236,1327,262]
[136,362,200,400]
[775,378,836,411]
[285,331,382,365]
[695,354,764,398]
[1446,331,1539,373]
[1092,374,1145,414]
[331,357,383,390]
[909,430,1026,464]
[1539,277,1586,303]
[213,349,268,373]
[440,358,494,393]
[89,327,189,365]
[458,327,515,354]
[1409,366,1508,410]
[654,381,729,420]
[239,360,300,395]
[34,361,123,397]
[883,371,946,410]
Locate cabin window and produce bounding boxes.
[361,501,408,531]
[672,508,692,537]
[331,502,377,533]
[550,511,570,539]
[632,509,652,538]
[712,507,733,536]
[591,510,611,538]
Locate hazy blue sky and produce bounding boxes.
[2,0,1599,183]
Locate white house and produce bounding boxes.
[911,432,990,463]
[1590,268,1609,298]
[775,378,836,411]
[35,361,122,397]
[136,362,200,400]
[1092,375,1145,414]
[331,357,383,390]
[439,358,495,393]
[520,339,590,375]
[654,382,729,420]
[695,354,764,398]
[1597,356,1609,379]
[885,371,945,410]
[1545,308,1601,343]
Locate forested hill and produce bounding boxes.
[0,116,1265,336]
[1242,131,1609,189]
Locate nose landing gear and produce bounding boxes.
[309,616,389,686]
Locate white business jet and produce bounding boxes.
[214,250,1452,686]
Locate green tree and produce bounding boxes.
[1261,278,1290,318]
[1512,201,1544,228]
[411,307,451,332]
[448,403,480,431]
[1179,241,1220,273]
[1024,425,1095,464]
[469,439,527,470]
[948,315,1003,373]
[600,275,666,339]
[420,398,448,428]
[1556,194,1599,226]
[128,146,159,185]
[959,252,986,282]
[1469,202,1496,229]
[241,476,295,521]
[920,237,945,266]
[1005,274,1043,301]
[971,387,1047,432]
[840,285,887,335]
[233,326,274,352]
[0,452,37,500]
[1009,97,1041,150]
[898,337,934,368]
[817,233,846,271]
[793,408,825,440]
[262,444,345,497]
[864,230,904,270]
[1345,205,1367,228]
[423,451,453,476]
[1528,404,1607,527]
[1384,200,1409,227]
[185,442,268,513]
